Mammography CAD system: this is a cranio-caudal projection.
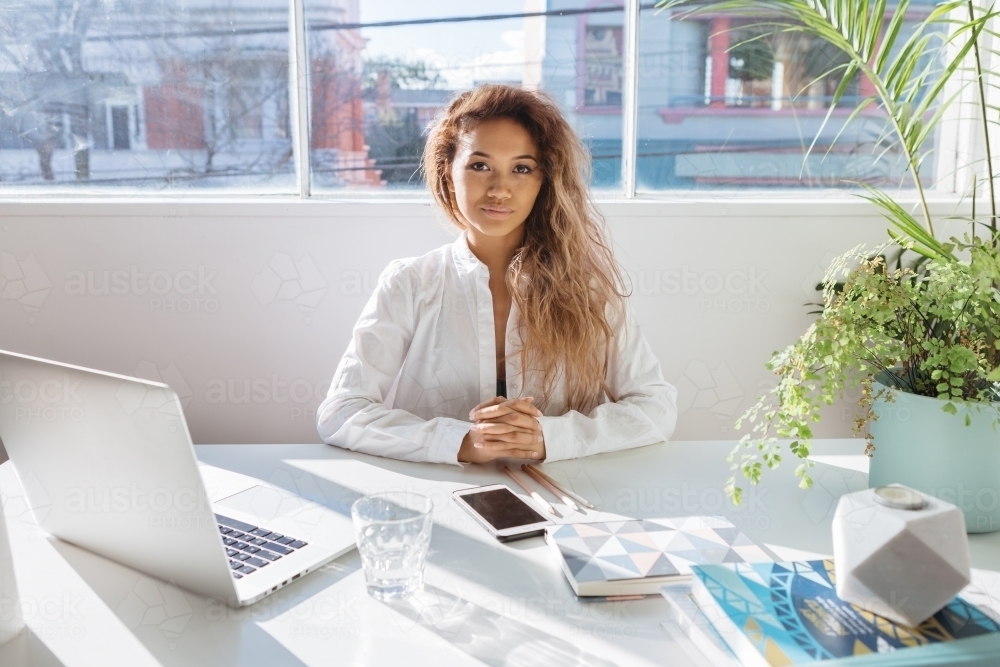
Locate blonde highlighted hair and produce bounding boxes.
[422,84,628,413]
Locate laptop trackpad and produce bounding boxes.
[217,484,325,519]
[216,485,356,549]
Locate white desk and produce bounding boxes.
[2,439,1000,667]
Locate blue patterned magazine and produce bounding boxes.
[545,516,771,597]
[690,560,1000,666]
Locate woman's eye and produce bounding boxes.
[514,165,533,174]
[470,162,488,171]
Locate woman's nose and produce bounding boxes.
[487,172,513,198]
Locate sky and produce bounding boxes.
[354,0,535,89]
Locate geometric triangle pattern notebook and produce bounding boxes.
[547,516,771,588]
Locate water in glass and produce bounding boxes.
[351,492,432,601]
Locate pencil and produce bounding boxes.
[521,464,581,513]
[502,466,557,516]
[524,464,596,509]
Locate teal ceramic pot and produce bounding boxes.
[869,372,1000,533]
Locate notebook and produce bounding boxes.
[662,583,740,667]
[689,559,1000,666]
[544,516,771,597]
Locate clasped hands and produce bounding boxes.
[457,395,546,463]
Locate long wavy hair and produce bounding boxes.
[422,84,628,413]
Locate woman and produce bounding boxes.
[317,84,677,465]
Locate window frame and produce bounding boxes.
[0,0,983,202]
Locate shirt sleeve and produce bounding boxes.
[537,302,678,462]
[316,260,471,465]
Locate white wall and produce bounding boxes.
[0,198,966,458]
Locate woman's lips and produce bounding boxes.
[482,207,513,219]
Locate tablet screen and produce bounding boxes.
[460,487,547,530]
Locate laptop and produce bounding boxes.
[0,349,357,606]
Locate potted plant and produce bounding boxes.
[662,0,1000,531]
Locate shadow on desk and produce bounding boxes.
[247,457,668,663]
[46,455,656,666]
[387,584,616,667]
[47,535,348,667]
[0,627,64,667]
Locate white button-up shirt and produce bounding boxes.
[317,233,677,465]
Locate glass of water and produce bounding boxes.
[351,492,433,601]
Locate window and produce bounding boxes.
[0,0,295,191]
[303,0,624,191]
[110,106,130,150]
[0,0,968,195]
[635,2,942,190]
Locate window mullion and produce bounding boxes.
[289,0,311,198]
[621,0,640,198]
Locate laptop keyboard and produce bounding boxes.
[216,514,309,579]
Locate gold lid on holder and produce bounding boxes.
[873,486,927,510]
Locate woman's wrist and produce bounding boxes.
[457,429,474,463]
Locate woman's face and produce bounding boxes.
[447,118,544,241]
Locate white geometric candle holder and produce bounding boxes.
[832,484,970,627]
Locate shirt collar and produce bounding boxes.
[452,232,487,277]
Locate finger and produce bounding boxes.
[484,445,542,458]
[471,422,537,437]
[483,431,545,447]
[469,396,506,418]
[469,441,515,458]
[483,395,508,407]
[472,421,531,433]
[470,403,513,420]
[470,432,540,450]
[472,396,506,412]
[472,398,542,420]
[474,412,540,430]
[473,417,542,433]
[495,449,543,460]
[481,447,540,460]
[504,398,543,417]
[483,429,544,443]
